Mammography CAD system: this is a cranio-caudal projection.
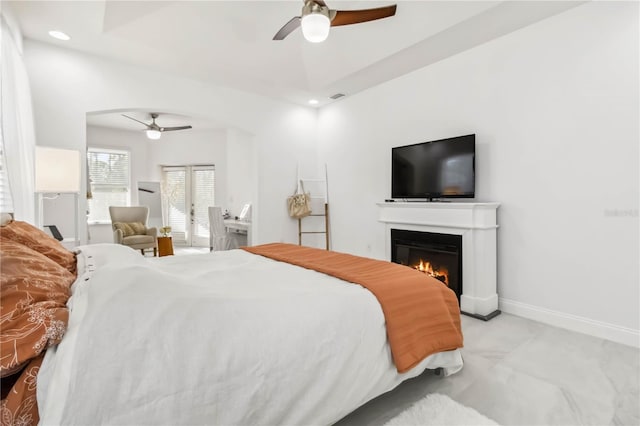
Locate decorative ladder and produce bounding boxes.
[297,165,330,250]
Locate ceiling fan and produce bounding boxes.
[122,113,192,140]
[273,0,397,43]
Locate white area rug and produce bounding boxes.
[384,393,499,426]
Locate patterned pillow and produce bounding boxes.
[0,237,73,378]
[0,354,43,425]
[113,222,147,237]
[0,220,76,274]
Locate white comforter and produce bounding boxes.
[37,244,463,425]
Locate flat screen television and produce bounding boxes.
[391,134,475,200]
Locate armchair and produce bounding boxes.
[108,206,158,256]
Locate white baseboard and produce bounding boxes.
[499,298,640,349]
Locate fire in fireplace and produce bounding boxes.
[391,229,462,302]
[415,259,449,286]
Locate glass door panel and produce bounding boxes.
[162,167,188,245]
[191,166,215,247]
[163,165,215,247]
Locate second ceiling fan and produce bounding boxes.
[122,113,192,140]
[273,0,397,43]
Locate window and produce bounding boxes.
[87,148,130,223]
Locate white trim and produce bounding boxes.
[377,202,500,209]
[380,219,498,230]
[500,297,640,349]
[87,220,112,225]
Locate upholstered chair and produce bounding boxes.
[208,206,238,252]
[108,206,158,256]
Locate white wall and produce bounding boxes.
[87,125,152,203]
[318,2,639,343]
[225,128,256,220]
[24,40,318,247]
[146,127,229,214]
[84,125,238,244]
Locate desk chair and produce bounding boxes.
[208,206,238,252]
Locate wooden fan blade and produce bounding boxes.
[273,16,302,40]
[122,114,151,128]
[159,125,192,132]
[331,5,397,27]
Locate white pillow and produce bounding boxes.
[0,212,13,226]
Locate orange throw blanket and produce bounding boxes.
[243,243,463,373]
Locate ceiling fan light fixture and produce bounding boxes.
[48,30,71,41]
[146,129,162,140]
[301,13,330,43]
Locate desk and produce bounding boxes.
[224,219,251,246]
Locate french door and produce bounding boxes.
[162,165,215,247]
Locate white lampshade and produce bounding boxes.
[146,129,162,140]
[301,13,330,43]
[35,146,81,193]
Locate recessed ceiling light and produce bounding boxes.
[48,30,71,41]
[308,99,319,105]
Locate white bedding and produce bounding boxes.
[37,244,463,425]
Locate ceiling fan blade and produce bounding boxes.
[160,125,193,132]
[122,114,151,128]
[331,5,397,27]
[313,0,328,6]
[273,16,302,40]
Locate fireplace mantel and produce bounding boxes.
[377,201,500,320]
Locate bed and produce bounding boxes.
[1,219,463,425]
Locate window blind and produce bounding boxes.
[192,167,215,238]
[87,148,130,223]
[162,167,187,240]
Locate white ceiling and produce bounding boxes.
[9,0,582,126]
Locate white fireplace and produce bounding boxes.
[377,202,500,320]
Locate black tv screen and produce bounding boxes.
[392,134,475,200]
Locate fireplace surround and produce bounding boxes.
[378,202,500,320]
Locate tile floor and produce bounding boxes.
[335,313,640,426]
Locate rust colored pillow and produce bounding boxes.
[113,221,147,237]
[0,354,43,425]
[0,221,76,274]
[0,237,73,378]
